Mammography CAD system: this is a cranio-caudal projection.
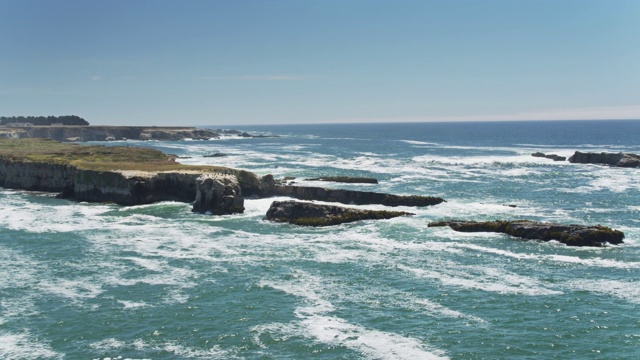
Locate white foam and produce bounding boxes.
[410,298,486,325]
[38,278,104,301]
[452,243,640,269]
[117,300,149,309]
[300,315,448,360]
[257,270,448,359]
[566,279,640,304]
[398,264,562,296]
[0,332,62,360]
[89,338,233,359]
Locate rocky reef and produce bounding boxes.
[531,152,566,161]
[0,125,220,142]
[428,220,624,247]
[265,200,413,226]
[568,151,640,167]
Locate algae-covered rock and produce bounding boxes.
[428,220,624,247]
[568,151,640,167]
[265,200,413,226]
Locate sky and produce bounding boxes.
[1,0,639,126]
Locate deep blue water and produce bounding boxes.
[1,120,639,359]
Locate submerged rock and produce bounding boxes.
[428,220,624,247]
[568,151,640,167]
[265,200,413,226]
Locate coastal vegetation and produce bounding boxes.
[0,115,89,126]
[0,138,226,172]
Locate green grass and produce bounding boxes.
[0,138,228,172]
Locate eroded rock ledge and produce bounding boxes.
[568,151,640,167]
[428,220,624,247]
[261,176,444,207]
[304,176,379,184]
[265,200,413,226]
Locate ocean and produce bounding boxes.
[1,120,639,359]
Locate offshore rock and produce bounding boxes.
[531,152,566,161]
[265,200,413,226]
[192,174,244,215]
[568,151,640,167]
[305,176,379,184]
[270,184,444,207]
[428,220,624,247]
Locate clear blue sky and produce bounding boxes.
[1,0,639,126]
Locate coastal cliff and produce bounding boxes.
[0,139,261,214]
[0,125,220,142]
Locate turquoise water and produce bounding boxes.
[1,120,639,359]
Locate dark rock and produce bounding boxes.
[265,200,413,226]
[238,132,279,138]
[203,153,227,158]
[305,176,379,184]
[428,220,624,247]
[568,151,640,167]
[531,152,566,161]
[271,184,444,207]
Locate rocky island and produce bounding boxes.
[568,151,640,167]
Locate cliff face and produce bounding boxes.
[0,159,74,192]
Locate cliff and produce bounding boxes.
[0,139,261,214]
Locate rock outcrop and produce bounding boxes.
[428,220,624,247]
[568,151,640,167]
[531,152,566,161]
[265,200,413,226]
[271,184,444,207]
[305,176,379,184]
[192,174,244,214]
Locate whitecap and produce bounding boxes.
[0,332,62,360]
